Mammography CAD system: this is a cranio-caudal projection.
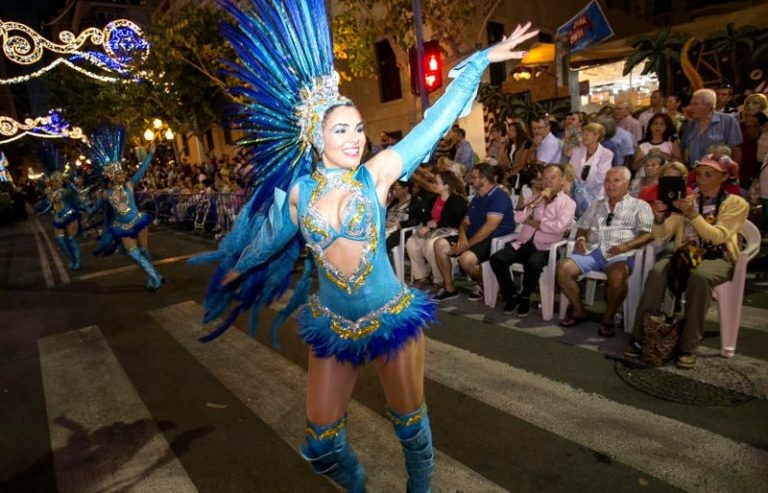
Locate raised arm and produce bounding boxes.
[130,146,156,186]
[366,23,538,189]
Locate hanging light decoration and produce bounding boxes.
[0,109,86,144]
[0,18,149,84]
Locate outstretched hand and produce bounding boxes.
[487,22,539,63]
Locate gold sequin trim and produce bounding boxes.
[387,404,427,427]
[305,417,346,441]
[307,287,413,341]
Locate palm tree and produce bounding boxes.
[623,27,686,94]
[707,23,759,89]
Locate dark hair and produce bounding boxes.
[438,170,466,198]
[452,127,466,138]
[642,112,677,142]
[508,121,529,148]
[473,162,496,183]
[528,114,548,126]
[519,162,544,187]
[491,122,507,135]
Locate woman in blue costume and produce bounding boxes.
[192,1,536,491]
[38,143,83,270]
[88,125,163,289]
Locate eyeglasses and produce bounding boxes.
[605,212,614,226]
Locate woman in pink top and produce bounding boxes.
[406,170,467,289]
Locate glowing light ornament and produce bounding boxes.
[0,109,85,144]
[0,151,10,182]
[0,19,149,84]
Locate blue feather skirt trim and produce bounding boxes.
[109,212,152,238]
[298,288,437,366]
[52,208,80,229]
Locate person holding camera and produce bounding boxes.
[625,154,748,368]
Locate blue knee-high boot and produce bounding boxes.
[55,235,74,268]
[389,404,434,493]
[300,416,366,492]
[65,236,81,270]
[139,246,151,261]
[127,247,163,289]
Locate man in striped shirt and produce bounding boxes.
[556,167,653,336]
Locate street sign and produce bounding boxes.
[556,0,614,55]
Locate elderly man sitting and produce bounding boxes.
[490,164,575,316]
[556,166,653,336]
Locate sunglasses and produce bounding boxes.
[606,212,614,226]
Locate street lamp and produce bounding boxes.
[143,128,155,141]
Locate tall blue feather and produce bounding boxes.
[191,0,336,343]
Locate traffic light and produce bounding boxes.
[409,40,443,95]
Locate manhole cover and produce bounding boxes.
[614,357,755,406]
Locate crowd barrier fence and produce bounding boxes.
[136,191,248,236]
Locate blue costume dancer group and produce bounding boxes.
[192,1,537,491]
[88,126,164,290]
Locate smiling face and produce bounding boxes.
[321,105,366,170]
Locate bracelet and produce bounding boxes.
[576,236,586,242]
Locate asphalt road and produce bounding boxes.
[1,214,767,492]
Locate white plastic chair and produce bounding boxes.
[392,226,417,282]
[558,243,648,333]
[481,226,576,321]
[648,220,761,357]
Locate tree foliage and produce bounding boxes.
[46,5,234,142]
[623,27,685,93]
[477,83,570,123]
[331,0,496,79]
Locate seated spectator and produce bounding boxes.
[637,160,692,204]
[562,163,595,219]
[406,171,467,289]
[570,122,614,199]
[433,163,515,301]
[629,149,669,197]
[485,122,510,166]
[556,166,653,336]
[513,162,544,208]
[505,120,531,168]
[626,154,748,368]
[686,144,742,195]
[385,181,413,249]
[528,114,563,165]
[632,112,681,175]
[561,111,584,161]
[490,164,575,316]
[436,156,467,187]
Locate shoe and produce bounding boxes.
[502,296,519,315]
[515,297,531,317]
[598,322,615,337]
[623,338,642,358]
[434,288,459,301]
[467,285,484,301]
[676,352,696,369]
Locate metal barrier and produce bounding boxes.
[136,191,248,235]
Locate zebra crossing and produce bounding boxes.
[36,300,768,492]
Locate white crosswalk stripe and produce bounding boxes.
[149,301,506,492]
[38,326,198,493]
[37,300,768,492]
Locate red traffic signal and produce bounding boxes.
[409,40,443,95]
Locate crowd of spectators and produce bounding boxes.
[383,86,767,366]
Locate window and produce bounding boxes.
[375,40,402,103]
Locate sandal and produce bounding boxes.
[598,322,615,337]
[559,313,590,327]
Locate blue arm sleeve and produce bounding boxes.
[234,187,299,274]
[391,51,490,180]
[130,150,155,186]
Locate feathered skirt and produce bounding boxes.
[52,207,80,229]
[109,211,152,238]
[298,287,437,366]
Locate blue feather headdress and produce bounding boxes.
[191,0,346,344]
[87,124,126,180]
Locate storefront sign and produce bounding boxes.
[557,0,614,55]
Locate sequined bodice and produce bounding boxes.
[300,168,379,295]
[108,185,134,215]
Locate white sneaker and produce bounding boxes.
[467,285,484,301]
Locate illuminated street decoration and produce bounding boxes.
[0,151,10,182]
[0,110,85,144]
[0,19,149,84]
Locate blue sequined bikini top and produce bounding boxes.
[302,168,374,248]
[299,166,380,294]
